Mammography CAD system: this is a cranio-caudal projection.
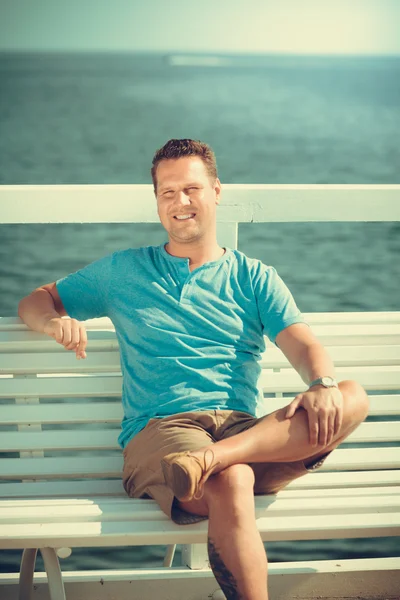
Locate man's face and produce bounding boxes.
[155,156,221,244]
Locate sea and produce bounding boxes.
[0,50,399,573]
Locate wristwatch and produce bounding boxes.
[308,376,339,389]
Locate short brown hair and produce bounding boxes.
[151,138,218,193]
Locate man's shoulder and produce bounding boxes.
[231,249,271,276]
[111,244,158,264]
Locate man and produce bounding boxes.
[18,138,369,600]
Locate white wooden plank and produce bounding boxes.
[1,421,398,453]
[0,316,115,331]
[2,325,400,352]
[0,456,122,479]
[1,184,399,223]
[2,485,397,507]
[261,345,400,368]
[1,345,399,376]
[0,352,121,374]
[0,480,125,498]
[0,558,398,600]
[0,402,123,424]
[1,560,399,600]
[2,470,400,499]
[0,375,122,397]
[286,469,400,489]
[1,490,399,524]
[258,367,400,391]
[1,395,397,425]
[1,448,399,481]
[258,395,400,416]
[0,330,119,353]
[0,512,398,549]
[1,366,399,397]
[2,311,400,333]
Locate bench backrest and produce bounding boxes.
[1,311,399,500]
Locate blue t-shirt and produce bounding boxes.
[56,243,308,448]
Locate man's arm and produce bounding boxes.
[18,283,87,359]
[275,322,336,386]
[275,322,343,447]
[18,282,67,332]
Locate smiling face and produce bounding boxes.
[155,156,221,246]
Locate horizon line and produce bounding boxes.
[1,48,400,58]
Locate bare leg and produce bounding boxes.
[190,380,369,473]
[179,464,269,600]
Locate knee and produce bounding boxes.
[206,463,255,496]
[339,379,370,426]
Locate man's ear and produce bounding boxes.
[215,178,222,204]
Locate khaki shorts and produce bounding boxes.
[122,409,331,525]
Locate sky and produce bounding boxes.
[0,0,399,55]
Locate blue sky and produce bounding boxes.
[1,0,399,54]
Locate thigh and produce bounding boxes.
[122,411,216,498]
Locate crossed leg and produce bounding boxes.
[176,380,369,600]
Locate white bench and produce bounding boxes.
[0,311,399,600]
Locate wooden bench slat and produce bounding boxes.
[262,345,400,368]
[1,448,400,480]
[0,375,122,397]
[2,312,400,332]
[0,331,119,353]
[2,346,400,376]
[2,484,398,507]
[258,367,400,391]
[1,489,399,525]
[1,395,398,425]
[1,421,398,452]
[2,470,400,499]
[259,395,400,416]
[0,512,398,549]
[0,354,121,374]
[1,367,399,396]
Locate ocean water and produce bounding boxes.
[0,51,399,573]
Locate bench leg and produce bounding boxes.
[39,548,66,600]
[19,548,38,600]
[163,544,177,567]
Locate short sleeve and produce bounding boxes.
[253,263,309,347]
[56,253,113,320]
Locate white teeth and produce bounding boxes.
[175,214,194,220]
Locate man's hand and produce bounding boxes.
[43,317,87,359]
[285,386,344,447]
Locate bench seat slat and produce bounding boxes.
[1,396,399,425]
[0,512,398,549]
[1,489,399,525]
[1,421,398,452]
[2,484,398,507]
[2,470,400,499]
[1,448,400,480]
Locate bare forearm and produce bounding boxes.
[297,343,336,386]
[18,289,61,333]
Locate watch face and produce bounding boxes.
[322,376,335,386]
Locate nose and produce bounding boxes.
[177,191,192,205]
